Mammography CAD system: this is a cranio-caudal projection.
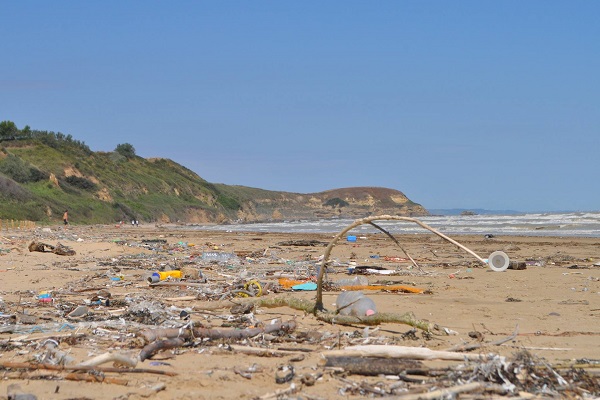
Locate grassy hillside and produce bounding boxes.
[0,122,427,224]
[0,129,234,224]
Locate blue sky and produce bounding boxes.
[2,1,598,212]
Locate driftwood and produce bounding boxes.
[139,320,297,344]
[315,215,488,311]
[28,241,76,256]
[64,372,128,385]
[324,356,424,376]
[336,284,424,293]
[446,324,519,352]
[226,344,303,357]
[138,320,298,361]
[0,361,176,376]
[368,221,424,273]
[390,382,490,400]
[277,240,327,247]
[323,345,492,361]
[76,351,139,368]
[140,338,186,362]
[257,383,300,400]
[317,312,446,332]
[186,296,447,333]
[253,297,444,332]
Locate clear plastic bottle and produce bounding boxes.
[348,297,377,316]
[201,252,237,262]
[333,275,369,287]
[336,291,377,316]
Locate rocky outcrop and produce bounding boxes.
[237,187,428,222]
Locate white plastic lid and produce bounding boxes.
[488,251,510,272]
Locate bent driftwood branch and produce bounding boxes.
[254,297,445,333]
[368,221,424,273]
[315,215,488,311]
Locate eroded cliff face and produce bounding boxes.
[234,187,428,222]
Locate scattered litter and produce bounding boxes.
[0,215,598,399]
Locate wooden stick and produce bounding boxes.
[317,312,441,332]
[336,284,424,293]
[390,382,485,400]
[163,295,198,301]
[77,352,139,368]
[324,356,424,376]
[258,383,300,400]
[368,221,424,273]
[65,372,128,385]
[0,361,177,376]
[226,344,305,357]
[446,324,519,352]
[323,345,491,361]
[140,338,186,362]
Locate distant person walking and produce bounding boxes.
[63,210,69,225]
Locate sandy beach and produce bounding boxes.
[1,224,599,399]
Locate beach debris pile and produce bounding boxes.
[28,241,76,256]
[1,219,599,399]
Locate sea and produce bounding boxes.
[187,212,600,238]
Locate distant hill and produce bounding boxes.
[0,121,427,224]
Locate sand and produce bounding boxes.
[0,224,599,399]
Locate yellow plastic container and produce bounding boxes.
[148,270,182,283]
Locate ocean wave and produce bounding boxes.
[186,212,600,237]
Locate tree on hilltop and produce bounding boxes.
[115,143,136,159]
[0,120,19,140]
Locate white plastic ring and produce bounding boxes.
[488,251,510,272]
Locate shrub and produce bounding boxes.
[216,194,241,210]
[0,174,32,201]
[115,143,136,159]
[0,154,31,183]
[29,167,49,182]
[324,197,349,208]
[65,175,97,190]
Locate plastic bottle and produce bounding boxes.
[336,291,377,316]
[201,252,237,262]
[334,275,369,287]
[147,270,182,283]
[348,297,377,317]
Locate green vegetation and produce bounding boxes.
[0,120,229,224]
[0,120,427,224]
[115,143,136,159]
[324,197,349,208]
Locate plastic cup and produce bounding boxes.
[488,251,510,272]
